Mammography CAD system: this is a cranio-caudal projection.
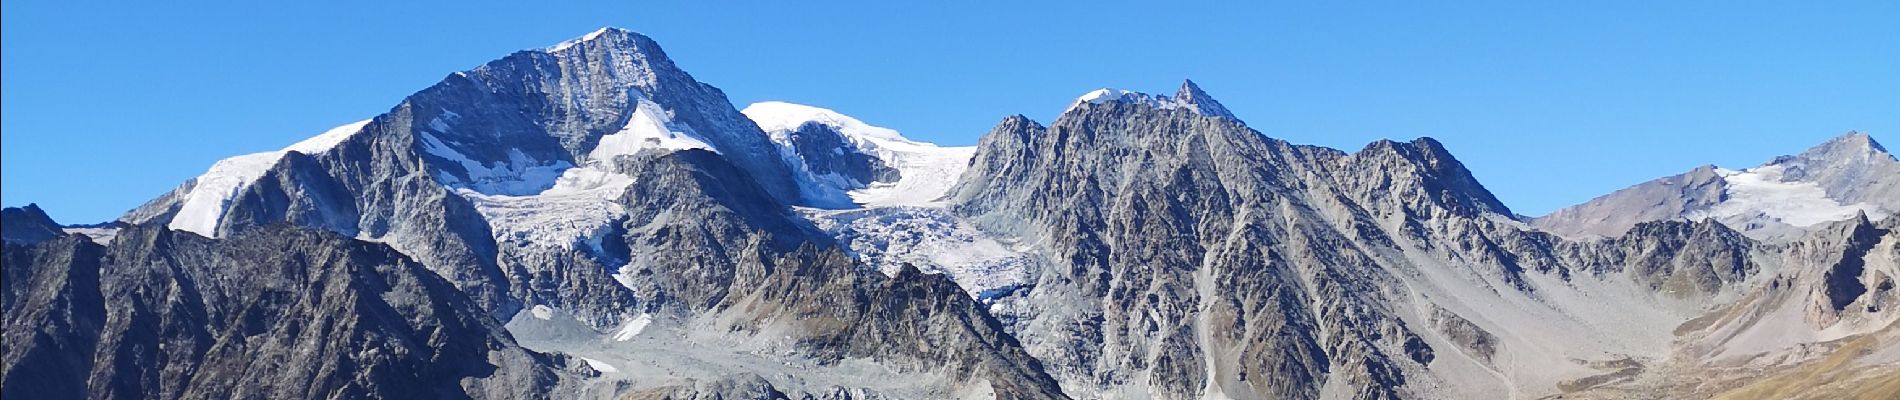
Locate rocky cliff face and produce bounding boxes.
[951,91,1482,399]
[0,204,64,245]
[945,83,1894,398]
[775,122,903,200]
[1,213,579,399]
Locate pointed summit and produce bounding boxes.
[2,203,66,245]
[1065,80,1243,122]
[1172,79,1239,122]
[546,26,645,53]
[1802,131,1890,159]
[1776,131,1897,179]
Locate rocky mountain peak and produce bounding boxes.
[546,26,644,53]
[997,114,1043,130]
[1172,79,1239,121]
[1789,131,1892,163]
[1354,137,1517,217]
[1767,131,1894,177]
[1,204,65,245]
[388,26,800,200]
[1065,80,1242,122]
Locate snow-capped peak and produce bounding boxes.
[1066,79,1241,121]
[168,119,372,237]
[742,101,909,143]
[288,119,373,154]
[1691,163,1888,230]
[547,27,630,52]
[1073,88,1153,106]
[741,101,976,207]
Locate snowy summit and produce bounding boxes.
[547,27,619,52]
[1066,79,1240,121]
[742,101,976,207]
[743,101,909,144]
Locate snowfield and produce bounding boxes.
[743,101,976,207]
[1693,165,1888,228]
[804,206,1035,300]
[168,119,371,237]
[745,102,1034,298]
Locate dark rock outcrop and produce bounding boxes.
[1,204,65,245]
[1,220,576,399]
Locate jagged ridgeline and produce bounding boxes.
[5,27,1898,400]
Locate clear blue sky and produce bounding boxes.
[4,1,1896,223]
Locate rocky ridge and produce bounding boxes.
[5,26,1898,400]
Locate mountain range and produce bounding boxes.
[4,27,1896,400]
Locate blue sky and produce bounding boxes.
[4,1,1896,223]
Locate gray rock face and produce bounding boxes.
[944,86,1894,398]
[952,98,1484,398]
[715,249,1068,399]
[1426,306,1496,363]
[781,122,902,189]
[1622,215,1900,398]
[1774,132,1900,207]
[1534,131,1898,240]
[1,215,578,399]
[1171,80,1240,122]
[1,204,65,245]
[1532,166,1728,239]
[1559,219,1760,297]
[1786,215,1899,325]
[417,28,800,202]
[0,217,101,399]
[602,150,1066,398]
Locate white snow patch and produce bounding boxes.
[531,305,556,320]
[167,119,371,237]
[287,119,373,154]
[743,101,907,143]
[579,357,619,373]
[548,27,616,52]
[1074,88,1148,105]
[460,167,634,252]
[593,99,719,159]
[612,313,653,341]
[1065,87,1226,117]
[848,144,975,207]
[419,133,572,196]
[612,262,641,291]
[62,227,119,245]
[1693,165,1887,227]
